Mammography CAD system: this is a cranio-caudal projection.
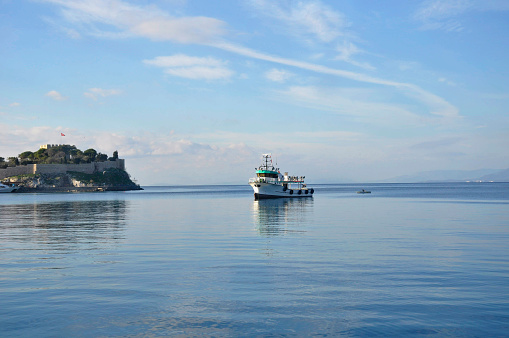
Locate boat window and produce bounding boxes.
[257,172,278,178]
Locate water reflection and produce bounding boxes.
[0,200,128,249]
[252,198,314,236]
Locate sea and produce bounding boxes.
[1,183,508,337]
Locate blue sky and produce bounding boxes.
[1,0,508,184]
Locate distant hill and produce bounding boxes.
[477,168,509,182]
[383,168,509,183]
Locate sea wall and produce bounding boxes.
[0,159,125,180]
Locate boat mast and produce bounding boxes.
[262,153,271,170]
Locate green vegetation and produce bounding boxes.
[8,174,36,179]
[68,168,134,186]
[0,145,119,168]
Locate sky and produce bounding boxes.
[1,0,508,184]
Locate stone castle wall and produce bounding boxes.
[0,165,31,179]
[0,159,125,180]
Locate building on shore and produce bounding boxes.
[39,144,75,150]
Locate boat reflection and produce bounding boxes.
[0,200,128,249]
[252,198,314,236]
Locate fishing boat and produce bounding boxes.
[0,182,18,193]
[357,189,371,194]
[249,154,314,199]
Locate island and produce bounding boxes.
[0,144,142,192]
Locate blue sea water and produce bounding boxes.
[1,183,508,336]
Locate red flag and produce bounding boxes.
[61,133,65,136]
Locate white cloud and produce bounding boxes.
[415,0,472,22]
[144,54,224,68]
[46,90,67,101]
[131,17,227,43]
[42,0,460,124]
[0,124,61,157]
[0,123,258,184]
[399,84,460,119]
[414,0,509,32]
[213,42,397,86]
[1,122,507,184]
[41,0,227,43]
[335,41,375,70]
[248,0,348,43]
[144,54,233,80]
[9,102,21,107]
[265,68,293,82]
[212,42,460,121]
[84,88,122,100]
[414,0,475,32]
[438,77,457,86]
[164,67,233,80]
[248,1,377,71]
[275,85,423,125]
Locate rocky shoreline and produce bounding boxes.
[3,168,142,193]
[14,185,143,193]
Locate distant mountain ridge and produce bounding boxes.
[477,168,509,182]
[383,168,509,183]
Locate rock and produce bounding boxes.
[6,169,142,192]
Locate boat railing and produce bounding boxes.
[250,177,307,185]
[249,177,279,184]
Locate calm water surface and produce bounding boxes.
[1,183,508,336]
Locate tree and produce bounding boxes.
[20,158,33,165]
[83,148,97,162]
[7,157,19,167]
[96,153,108,162]
[113,150,118,159]
[34,148,48,162]
[19,151,34,160]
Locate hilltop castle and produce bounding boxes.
[0,144,126,180]
[0,159,125,180]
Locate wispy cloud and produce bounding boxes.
[0,122,259,183]
[212,42,460,121]
[144,54,234,80]
[84,88,122,100]
[211,42,399,86]
[42,0,460,121]
[414,0,471,32]
[247,0,374,70]
[414,0,509,32]
[265,68,293,83]
[2,121,503,183]
[41,0,227,43]
[46,90,66,101]
[247,0,348,43]
[0,124,61,156]
[399,84,460,119]
[274,86,423,125]
[438,77,457,86]
[335,41,375,70]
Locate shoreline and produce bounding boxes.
[14,185,143,193]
